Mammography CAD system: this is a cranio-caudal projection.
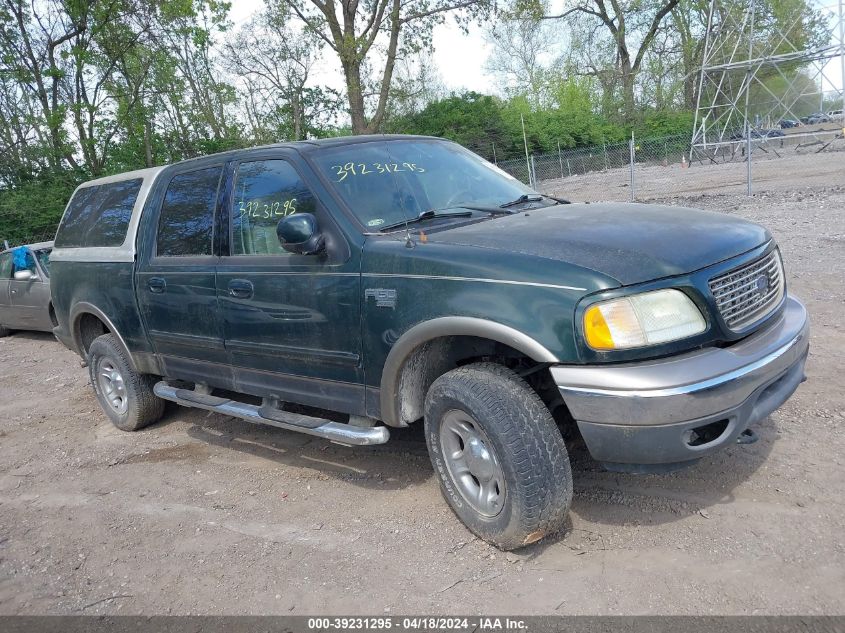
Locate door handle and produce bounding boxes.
[228,279,254,299]
[148,277,166,293]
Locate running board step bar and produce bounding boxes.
[153,382,390,446]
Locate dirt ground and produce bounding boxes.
[1,185,844,616]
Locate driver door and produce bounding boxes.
[0,251,13,327]
[8,248,50,330]
[216,155,365,415]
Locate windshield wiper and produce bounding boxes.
[546,195,571,205]
[378,209,473,232]
[500,194,543,208]
[499,193,571,209]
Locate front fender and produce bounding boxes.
[378,316,559,427]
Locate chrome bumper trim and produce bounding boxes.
[561,333,802,400]
[552,295,809,426]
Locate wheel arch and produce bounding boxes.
[379,317,559,427]
[69,302,136,370]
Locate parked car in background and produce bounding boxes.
[806,112,831,124]
[827,109,844,121]
[729,128,784,140]
[0,241,55,337]
[778,119,800,129]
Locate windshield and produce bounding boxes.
[34,248,51,277]
[311,139,534,230]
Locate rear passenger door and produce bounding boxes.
[215,156,364,414]
[136,164,229,383]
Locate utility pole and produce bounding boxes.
[558,141,564,178]
[839,0,845,131]
[745,0,755,196]
[521,114,531,186]
[629,131,636,202]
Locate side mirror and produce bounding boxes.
[13,270,36,281]
[277,213,325,255]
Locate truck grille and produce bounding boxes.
[709,249,784,331]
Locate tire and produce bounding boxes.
[424,362,573,551]
[87,333,164,431]
[0,324,11,337]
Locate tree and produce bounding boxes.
[393,92,507,159]
[63,1,158,176]
[225,1,340,142]
[0,63,52,184]
[0,0,88,171]
[153,0,238,151]
[543,0,681,122]
[282,0,492,133]
[671,0,709,110]
[385,53,447,120]
[555,10,620,118]
[484,10,558,107]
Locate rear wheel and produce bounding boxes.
[88,333,164,431]
[0,324,11,337]
[424,362,573,550]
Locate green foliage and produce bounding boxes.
[0,174,83,245]
[389,92,507,157]
[635,110,694,138]
[389,88,690,162]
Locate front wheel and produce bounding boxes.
[88,333,164,431]
[0,323,11,337]
[424,362,573,550]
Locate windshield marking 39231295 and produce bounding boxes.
[312,139,539,232]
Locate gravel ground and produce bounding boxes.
[0,186,843,615]
[537,141,845,202]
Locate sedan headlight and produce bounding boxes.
[583,289,706,350]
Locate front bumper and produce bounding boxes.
[552,295,809,471]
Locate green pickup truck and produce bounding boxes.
[50,135,809,550]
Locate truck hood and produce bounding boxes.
[429,202,771,285]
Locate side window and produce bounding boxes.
[0,252,12,279]
[54,185,100,247]
[156,167,222,257]
[87,179,142,247]
[54,179,142,248]
[231,160,316,256]
[35,249,51,277]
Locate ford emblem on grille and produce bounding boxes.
[709,250,783,331]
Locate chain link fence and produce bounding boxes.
[497,126,845,203]
[1,230,58,250]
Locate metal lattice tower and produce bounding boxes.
[691,0,845,160]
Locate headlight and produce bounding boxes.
[583,289,706,350]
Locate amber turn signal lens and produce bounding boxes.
[584,305,615,349]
